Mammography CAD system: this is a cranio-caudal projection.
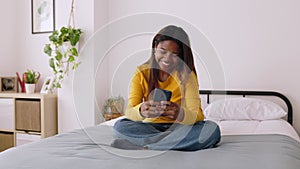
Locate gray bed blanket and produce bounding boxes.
[0,125,300,169]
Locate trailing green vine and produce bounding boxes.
[43,0,83,90]
[44,26,82,89]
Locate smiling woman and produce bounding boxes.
[111,25,221,151]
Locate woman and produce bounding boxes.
[112,25,220,151]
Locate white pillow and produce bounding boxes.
[204,97,287,121]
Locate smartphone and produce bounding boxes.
[153,88,172,101]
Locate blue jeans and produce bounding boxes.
[113,118,221,151]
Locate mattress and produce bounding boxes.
[1,124,300,169]
[102,116,300,142]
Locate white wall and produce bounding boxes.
[92,0,300,134]
[55,0,95,133]
[0,0,51,88]
[0,1,19,75]
[15,0,57,90]
[1,0,300,134]
[0,0,96,133]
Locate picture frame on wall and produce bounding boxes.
[0,77,18,93]
[31,0,55,34]
[40,76,54,94]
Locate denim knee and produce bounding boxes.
[211,123,221,144]
[113,118,131,134]
[198,120,221,145]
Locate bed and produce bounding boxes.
[0,90,300,169]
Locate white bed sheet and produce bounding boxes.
[101,116,300,142]
[211,119,300,142]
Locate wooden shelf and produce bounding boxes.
[0,93,57,151]
[0,131,14,152]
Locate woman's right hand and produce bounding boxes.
[140,100,165,118]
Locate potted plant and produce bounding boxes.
[43,26,82,90]
[102,96,125,120]
[23,69,40,94]
[43,0,83,91]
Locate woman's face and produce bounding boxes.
[155,40,180,73]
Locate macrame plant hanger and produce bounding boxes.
[68,0,76,28]
[65,0,77,75]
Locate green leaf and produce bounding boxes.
[37,2,47,15]
[59,32,67,43]
[49,58,55,69]
[55,50,63,61]
[72,63,79,70]
[60,27,68,35]
[56,83,62,88]
[68,56,75,62]
[49,30,59,43]
[69,28,82,46]
[70,48,78,56]
[44,44,52,56]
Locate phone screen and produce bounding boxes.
[153,88,172,101]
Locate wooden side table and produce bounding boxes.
[104,113,123,121]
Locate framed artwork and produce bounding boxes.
[0,77,18,93]
[31,0,55,34]
[40,76,54,94]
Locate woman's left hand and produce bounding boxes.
[160,101,184,121]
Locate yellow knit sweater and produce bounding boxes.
[125,64,204,125]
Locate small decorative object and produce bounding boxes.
[102,96,125,120]
[25,84,36,94]
[23,70,40,94]
[0,77,18,93]
[40,76,54,94]
[16,72,25,93]
[31,0,55,34]
[43,0,82,89]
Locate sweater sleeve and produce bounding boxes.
[124,67,146,121]
[178,72,204,125]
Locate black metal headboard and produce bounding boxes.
[199,90,293,125]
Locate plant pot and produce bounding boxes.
[25,84,35,94]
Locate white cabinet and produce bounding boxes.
[16,133,41,146]
[0,98,14,131]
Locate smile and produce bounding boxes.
[162,61,170,66]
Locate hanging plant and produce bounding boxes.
[43,0,83,90]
